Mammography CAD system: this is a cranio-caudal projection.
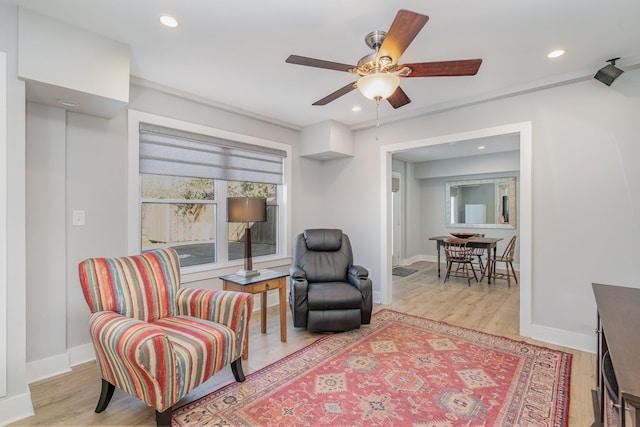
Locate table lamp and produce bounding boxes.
[227,197,267,277]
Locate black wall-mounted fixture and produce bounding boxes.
[594,58,624,86]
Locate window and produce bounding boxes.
[141,175,216,266]
[131,116,289,270]
[227,181,277,261]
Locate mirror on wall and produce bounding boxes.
[445,177,516,229]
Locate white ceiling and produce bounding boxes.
[4,0,640,130]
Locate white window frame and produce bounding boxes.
[127,110,291,283]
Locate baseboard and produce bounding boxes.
[373,290,384,304]
[0,391,34,426]
[397,254,433,266]
[68,343,95,367]
[531,323,596,353]
[26,343,96,385]
[26,353,71,384]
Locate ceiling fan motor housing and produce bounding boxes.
[354,31,395,76]
[365,30,386,50]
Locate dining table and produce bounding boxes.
[428,235,504,284]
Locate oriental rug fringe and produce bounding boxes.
[173,309,571,426]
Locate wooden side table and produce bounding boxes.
[220,269,288,360]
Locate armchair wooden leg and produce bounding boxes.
[156,408,172,427]
[95,379,115,413]
[231,357,245,382]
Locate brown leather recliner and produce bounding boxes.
[289,229,373,333]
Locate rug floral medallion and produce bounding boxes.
[173,309,571,426]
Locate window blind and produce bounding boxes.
[139,123,286,185]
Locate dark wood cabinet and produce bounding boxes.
[593,283,640,427]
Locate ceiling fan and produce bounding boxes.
[286,9,482,109]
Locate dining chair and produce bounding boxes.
[482,235,518,287]
[469,233,486,274]
[442,238,477,285]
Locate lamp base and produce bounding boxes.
[237,269,260,277]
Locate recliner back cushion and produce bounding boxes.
[294,229,354,283]
[304,229,343,251]
[78,248,180,322]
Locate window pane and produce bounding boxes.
[227,181,277,260]
[141,202,216,266]
[227,181,275,201]
[142,174,214,200]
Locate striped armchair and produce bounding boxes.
[78,248,252,427]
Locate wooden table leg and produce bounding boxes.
[487,243,493,284]
[260,291,267,334]
[279,282,287,343]
[437,241,442,277]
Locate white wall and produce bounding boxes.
[417,172,521,263]
[25,103,67,381]
[65,110,129,351]
[314,141,383,280]
[0,49,6,402]
[340,78,640,351]
[21,81,303,390]
[413,150,520,179]
[0,4,33,424]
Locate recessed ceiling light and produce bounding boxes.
[160,15,179,28]
[56,99,79,107]
[351,105,362,112]
[478,145,486,150]
[547,49,565,59]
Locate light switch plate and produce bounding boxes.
[72,210,85,226]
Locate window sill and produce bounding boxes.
[180,254,293,284]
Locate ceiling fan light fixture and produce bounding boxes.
[357,73,400,100]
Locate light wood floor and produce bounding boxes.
[11,261,596,426]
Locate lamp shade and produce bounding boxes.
[227,197,267,223]
[357,72,400,100]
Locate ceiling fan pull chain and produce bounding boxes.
[375,97,381,128]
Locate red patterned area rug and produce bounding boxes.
[173,309,571,426]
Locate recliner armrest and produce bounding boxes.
[349,265,369,279]
[290,266,307,281]
[347,267,373,324]
[289,268,309,328]
[348,265,370,290]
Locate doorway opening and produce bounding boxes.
[380,122,532,338]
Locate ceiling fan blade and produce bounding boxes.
[377,10,429,64]
[312,82,357,105]
[401,59,483,77]
[386,87,411,109]
[286,55,354,72]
